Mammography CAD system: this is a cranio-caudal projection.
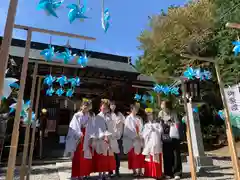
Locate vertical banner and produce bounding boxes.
[224,84,240,116]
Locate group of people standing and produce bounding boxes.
[64,98,182,180]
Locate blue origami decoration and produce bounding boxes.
[37,0,64,18]
[56,88,65,96]
[101,8,110,32]
[170,87,180,95]
[134,94,141,101]
[9,100,31,117]
[40,45,55,62]
[193,107,198,113]
[218,110,224,120]
[56,48,76,64]
[56,75,68,87]
[77,52,88,67]
[68,77,80,88]
[153,84,180,96]
[67,2,88,23]
[23,111,36,125]
[232,41,240,56]
[44,74,56,86]
[66,88,74,97]
[46,87,55,96]
[2,69,19,99]
[141,95,149,103]
[183,67,196,80]
[183,67,212,81]
[149,95,154,104]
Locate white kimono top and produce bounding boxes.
[142,121,163,163]
[64,111,94,159]
[90,112,116,156]
[110,112,125,140]
[123,114,144,155]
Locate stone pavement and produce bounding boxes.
[0,157,235,180]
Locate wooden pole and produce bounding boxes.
[6,29,32,180]
[214,63,240,179]
[0,0,19,106]
[26,77,42,180]
[181,79,197,180]
[19,63,38,180]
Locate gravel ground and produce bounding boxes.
[0,157,235,180]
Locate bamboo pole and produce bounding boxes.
[0,0,19,106]
[26,77,42,180]
[214,63,240,180]
[19,63,38,180]
[181,79,197,180]
[6,29,32,180]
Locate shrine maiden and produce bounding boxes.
[64,99,93,179]
[91,99,116,180]
[108,100,125,177]
[142,108,163,179]
[123,103,145,176]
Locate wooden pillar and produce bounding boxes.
[0,0,19,106]
[19,63,38,180]
[214,63,240,179]
[181,79,197,180]
[27,77,42,180]
[6,28,32,180]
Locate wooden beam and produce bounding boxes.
[27,77,43,180]
[180,54,215,63]
[14,24,96,41]
[0,0,19,106]
[226,22,240,30]
[19,63,38,180]
[6,29,32,180]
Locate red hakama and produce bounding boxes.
[128,148,145,169]
[92,151,116,172]
[72,128,92,178]
[144,154,162,178]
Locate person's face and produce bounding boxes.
[81,105,89,112]
[147,114,153,121]
[131,107,138,115]
[161,102,166,110]
[110,104,116,111]
[100,104,109,113]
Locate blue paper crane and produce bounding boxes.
[67,3,88,23]
[46,87,55,96]
[23,111,36,125]
[134,94,141,101]
[2,69,19,99]
[77,52,88,67]
[40,45,55,62]
[9,100,31,117]
[218,110,225,120]
[56,88,65,96]
[68,77,80,88]
[37,0,64,18]
[170,87,180,95]
[232,41,240,56]
[194,68,204,80]
[56,48,76,64]
[56,75,68,87]
[141,95,149,103]
[202,70,212,80]
[183,67,196,80]
[43,74,56,86]
[153,84,163,93]
[101,8,110,32]
[162,86,170,95]
[66,88,74,97]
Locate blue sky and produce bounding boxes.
[0,0,186,64]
